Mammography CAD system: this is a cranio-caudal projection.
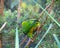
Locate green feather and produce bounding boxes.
[22,19,40,38]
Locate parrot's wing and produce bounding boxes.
[22,20,34,34]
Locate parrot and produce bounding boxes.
[22,19,40,38]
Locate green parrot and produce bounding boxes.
[22,19,40,38]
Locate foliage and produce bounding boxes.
[0,0,60,48]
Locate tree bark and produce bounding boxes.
[0,0,4,15]
[0,33,2,48]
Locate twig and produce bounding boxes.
[15,27,19,48]
[0,22,7,32]
[15,0,21,48]
[47,0,54,14]
[25,38,31,47]
[25,0,54,47]
[38,0,54,20]
[20,35,27,46]
[53,34,60,48]
[33,0,60,27]
[25,18,47,47]
[35,24,53,48]
[21,0,54,47]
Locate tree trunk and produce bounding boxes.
[0,33,2,48]
[0,0,4,15]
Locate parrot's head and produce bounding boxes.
[36,22,40,27]
[30,19,40,26]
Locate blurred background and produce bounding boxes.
[0,0,60,48]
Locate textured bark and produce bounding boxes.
[0,0,4,15]
[0,33,2,48]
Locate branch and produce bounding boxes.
[53,34,60,48]
[25,0,54,47]
[0,22,7,32]
[47,0,54,13]
[20,35,27,46]
[32,0,54,42]
[38,0,54,20]
[35,24,53,48]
